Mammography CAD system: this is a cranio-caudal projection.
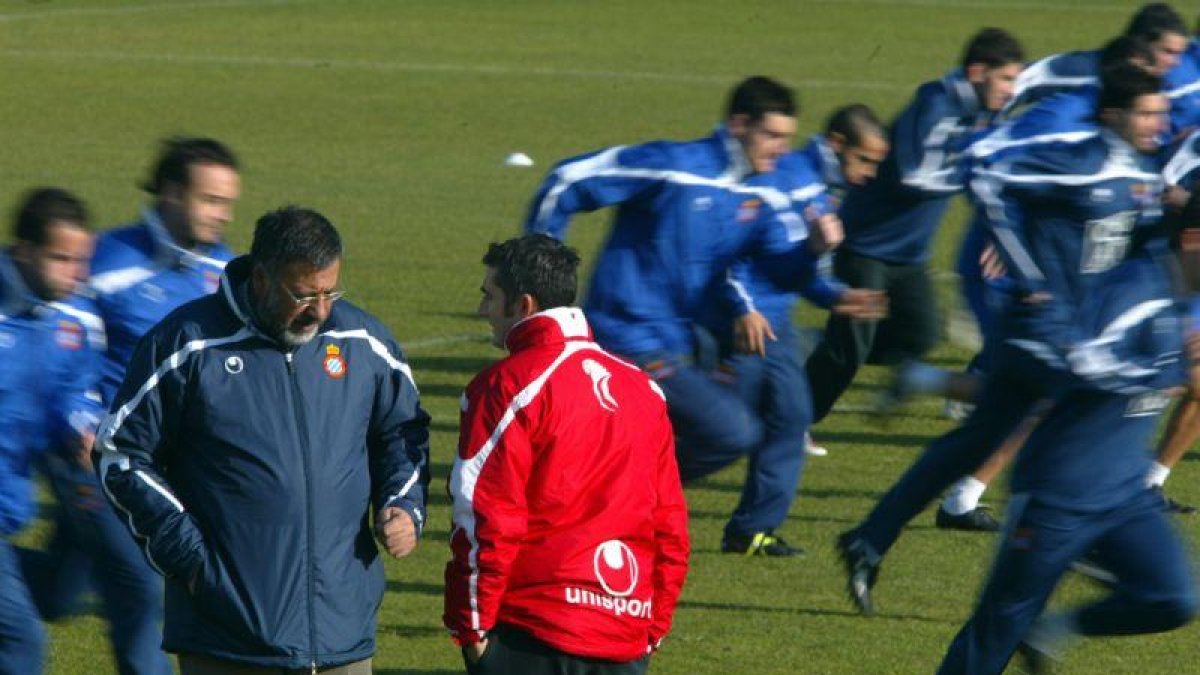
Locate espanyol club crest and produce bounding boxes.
[1130,182,1154,206]
[322,344,346,379]
[592,540,638,597]
[203,269,221,294]
[736,198,761,223]
[55,320,83,351]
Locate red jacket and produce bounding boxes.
[444,307,689,661]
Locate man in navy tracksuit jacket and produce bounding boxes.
[804,28,1025,423]
[838,65,1173,616]
[525,76,826,556]
[937,245,1198,674]
[0,188,99,675]
[94,207,431,672]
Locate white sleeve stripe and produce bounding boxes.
[531,148,806,241]
[386,467,423,506]
[968,130,1098,161]
[318,328,419,393]
[975,166,1160,186]
[725,270,757,314]
[89,266,156,295]
[969,175,1046,282]
[1168,80,1200,100]
[135,469,185,512]
[97,454,167,577]
[449,340,601,631]
[1163,134,1200,186]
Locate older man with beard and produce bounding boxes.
[94,206,431,674]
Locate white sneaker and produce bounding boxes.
[805,433,828,457]
[944,399,975,421]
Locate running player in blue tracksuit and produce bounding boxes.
[700,107,889,548]
[0,188,99,675]
[19,138,240,675]
[525,77,826,556]
[804,28,1025,424]
[936,239,1198,674]
[838,65,1171,615]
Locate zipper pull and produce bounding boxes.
[286,352,296,374]
[311,661,317,675]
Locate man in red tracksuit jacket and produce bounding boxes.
[445,234,690,674]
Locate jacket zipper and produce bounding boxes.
[285,351,319,673]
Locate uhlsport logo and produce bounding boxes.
[224,356,244,374]
[563,540,652,619]
[581,358,618,412]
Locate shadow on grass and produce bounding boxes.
[809,430,931,449]
[430,421,462,434]
[678,599,951,624]
[417,384,467,400]
[386,580,444,597]
[683,509,862,526]
[376,670,460,675]
[409,355,495,376]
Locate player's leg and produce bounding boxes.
[1073,492,1197,637]
[838,373,1040,613]
[0,538,46,675]
[936,497,1090,675]
[722,325,810,556]
[18,454,96,621]
[648,358,764,482]
[867,261,940,367]
[806,250,887,423]
[1147,391,1200,513]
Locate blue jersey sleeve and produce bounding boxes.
[524,142,676,239]
[892,84,969,195]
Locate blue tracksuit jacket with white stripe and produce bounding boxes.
[712,146,846,332]
[969,129,1165,366]
[524,126,812,358]
[839,69,990,264]
[0,251,104,536]
[1165,39,1200,137]
[89,208,234,405]
[1004,49,1100,116]
[93,256,431,669]
[1013,250,1187,511]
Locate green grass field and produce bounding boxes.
[4,0,1200,672]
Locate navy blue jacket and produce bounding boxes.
[840,69,989,264]
[1004,49,1100,116]
[1165,39,1200,137]
[0,251,104,535]
[969,129,1164,358]
[93,256,431,669]
[89,208,234,405]
[1012,252,1187,511]
[524,126,811,358]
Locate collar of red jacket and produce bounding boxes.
[504,306,593,352]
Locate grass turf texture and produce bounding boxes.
[3,0,1199,672]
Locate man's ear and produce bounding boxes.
[826,131,847,154]
[518,293,540,319]
[727,113,749,140]
[965,62,986,85]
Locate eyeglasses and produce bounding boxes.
[278,280,345,308]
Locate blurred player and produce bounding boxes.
[526,76,831,556]
[936,201,1200,675]
[23,137,239,675]
[804,28,1024,428]
[1,188,99,675]
[838,65,1170,615]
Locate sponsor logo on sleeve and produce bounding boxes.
[55,320,84,350]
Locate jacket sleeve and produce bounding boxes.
[52,310,106,449]
[647,395,689,649]
[893,86,967,195]
[524,142,675,239]
[444,372,532,646]
[368,328,431,535]
[92,327,206,582]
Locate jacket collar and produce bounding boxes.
[504,306,593,352]
[943,68,982,118]
[717,124,753,182]
[217,256,271,337]
[0,249,41,317]
[141,206,225,269]
[810,135,846,190]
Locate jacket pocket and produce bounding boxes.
[191,548,260,644]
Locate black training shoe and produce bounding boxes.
[836,530,880,615]
[721,531,806,557]
[1152,485,1197,515]
[935,505,1001,532]
[1016,640,1055,675]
